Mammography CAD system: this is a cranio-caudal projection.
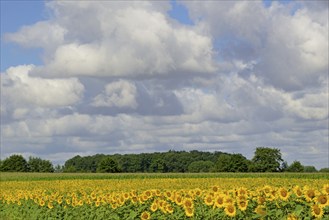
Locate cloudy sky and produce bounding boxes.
[1,0,328,169]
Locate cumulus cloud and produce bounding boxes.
[183,1,328,90]
[6,1,216,78]
[1,65,84,109]
[92,80,138,109]
[1,1,328,169]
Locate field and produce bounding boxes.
[0,173,328,219]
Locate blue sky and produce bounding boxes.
[1,1,328,169]
[1,1,46,71]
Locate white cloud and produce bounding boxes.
[1,65,84,108]
[183,1,328,90]
[6,1,216,78]
[92,80,138,109]
[1,1,328,169]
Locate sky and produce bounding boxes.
[1,0,328,169]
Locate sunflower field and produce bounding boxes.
[0,173,328,219]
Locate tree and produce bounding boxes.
[1,155,29,172]
[249,147,283,172]
[216,154,249,172]
[286,161,304,172]
[28,157,54,172]
[188,161,214,173]
[97,157,120,173]
[319,168,329,173]
[303,166,317,173]
[54,164,63,173]
[149,159,167,173]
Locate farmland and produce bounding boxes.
[1,173,328,219]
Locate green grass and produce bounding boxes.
[0,172,328,182]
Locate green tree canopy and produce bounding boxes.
[216,154,249,172]
[188,160,214,173]
[1,154,29,172]
[303,166,317,173]
[286,161,304,172]
[319,168,329,173]
[249,147,283,172]
[97,157,121,173]
[28,157,54,172]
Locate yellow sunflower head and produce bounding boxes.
[238,199,248,211]
[224,203,236,217]
[293,186,303,197]
[140,211,151,220]
[47,202,54,209]
[237,187,248,196]
[314,194,328,207]
[278,187,290,201]
[165,204,174,214]
[214,194,225,208]
[212,186,219,193]
[322,184,329,195]
[304,188,316,202]
[150,202,158,212]
[311,204,324,219]
[204,195,214,206]
[175,195,183,206]
[185,207,194,217]
[183,198,194,209]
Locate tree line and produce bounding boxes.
[1,147,328,173]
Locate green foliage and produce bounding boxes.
[319,167,329,173]
[216,153,249,172]
[188,160,214,172]
[249,147,283,172]
[286,161,304,172]
[63,150,224,173]
[0,154,29,172]
[96,157,120,173]
[303,166,317,173]
[28,156,54,172]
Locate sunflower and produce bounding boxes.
[225,196,234,205]
[314,194,328,207]
[47,201,54,209]
[237,187,248,196]
[183,198,194,209]
[224,203,236,217]
[322,184,329,195]
[57,197,63,205]
[311,204,324,219]
[214,194,225,208]
[278,187,290,201]
[212,186,219,193]
[185,207,194,217]
[95,200,100,207]
[165,204,174,214]
[150,202,158,212]
[39,199,45,207]
[204,195,214,206]
[262,185,272,196]
[175,195,183,206]
[293,186,303,197]
[237,199,248,211]
[140,211,151,220]
[195,188,202,197]
[304,188,316,202]
[257,196,266,205]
